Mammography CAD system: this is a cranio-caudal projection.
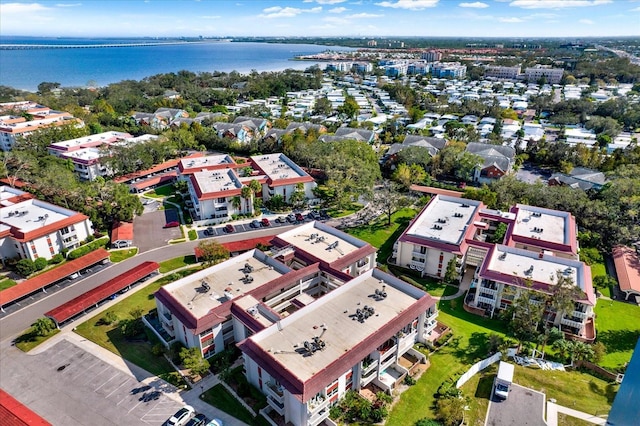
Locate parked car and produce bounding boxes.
[250,219,261,228]
[295,213,304,222]
[204,227,214,236]
[163,221,180,228]
[205,419,223,426]
[308,211,321,220]
[286,213,296,223]
[261,218,271,227]
[224,224,235,233]
[276,216,287,224]
[166,405,194,426]
[185,414,208,426]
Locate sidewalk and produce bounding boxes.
[546,401,607,426]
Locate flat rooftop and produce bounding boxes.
[512,205,570,246]
[192,168,242,196]
[180,154,236,171]
[62,147,101,162]
[251,269,424,382]
[48,131,130,151]
[162,250,289,319]
[406,195,481,245]
[275,222,363,264]
[485,245,584,290]
[251,153,307,181]
[1,199,75,234]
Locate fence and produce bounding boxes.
[573,360,619,382]
[456,352,502,389]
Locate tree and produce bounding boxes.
[443,258,459,285]
[15,258,36,277]
[435,393,468,426]
[313,96,333,116]
[500,280,545,348]
[373,181,409,226]
[33,317,56,337]
[546,271,584,325]
[197,239,230,266]
[33,257,48,271]
[337,95,359,119]
[179,347,210,378]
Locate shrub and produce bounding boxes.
[170,341,186,364]
[119,318,144,338]
[49,253,64,264]
[152,343,165,357]
[15,259,36,277]
[33,257,48,271]
[85,235,95,243]
[100,311,118,325]
[404,374,417,386]
[67,238,108,260]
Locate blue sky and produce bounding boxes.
[1,0,638,38]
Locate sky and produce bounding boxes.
[0,0,638,38]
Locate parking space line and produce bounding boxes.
[109,379,133,400]
[94,372,120,392]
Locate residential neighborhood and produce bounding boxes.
[1,35,640,426]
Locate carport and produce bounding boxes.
[44,261,159,327]
[0,248,110,312]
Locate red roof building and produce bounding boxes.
[612,245,640,302]
[0,389,51,426]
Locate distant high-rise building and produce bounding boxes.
[421,50,443,62]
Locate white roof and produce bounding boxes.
[406,196,481,245]
[512,204,571,245]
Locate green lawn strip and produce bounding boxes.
[0,278,18,291]
[146,184,176,198]
[590,263,606,277]
[109,248,138,263]
[387,265,451,298]
[201,384,256,425]
[75,268,201,382]
[594,299,640,370]
[460,364,496,426]
[326,203,363,218]
[557,413,593,426]
[188,230,197,241]
[159,255,197,273]
[514,366,616,415]
[15,329,60,352]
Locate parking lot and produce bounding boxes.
[0,339,183,426]
[485,384,546,426]
[133,209,181,252]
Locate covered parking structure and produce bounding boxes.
[0,248,110,313]
[44,261,160,328]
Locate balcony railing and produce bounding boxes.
[479,286,498,296]
[361,359,378,377]
[570,310,587,320]
[561,317,584,329]
[307,395,330,415]
[477,295,496,306]
[267,395,285,415]
[266,381,284,403]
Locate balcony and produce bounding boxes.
[361,359,379,377]
[570,310,588,320]
[477,295,495,306]
[267,395,285,416]
[308,406,330,426]
[307,395,329,415]
[479,286,498,296]
[561,317,584,329]
[266,381,284,404]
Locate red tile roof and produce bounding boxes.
[409,184,463,198]
[130,172,177,190]
[613,246,640,296]
[0,249,110,307]
[45,261,159,324]
[194,236,273,261]
[114,153,203,184]
[111,221,133,242]
[0,389,51,426]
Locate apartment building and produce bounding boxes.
[153,221,378,357]
[0,186,94,261]
[524,66,564,84]
[181,153,316,222]
[0,105,78,151]
[431,62,467,79]
[239,267,437,426]
[484,65,521,80]
[421,50,443,62]
[392,195,594,341]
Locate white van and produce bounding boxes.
[494,361,514,400]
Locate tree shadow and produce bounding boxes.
[597,329,640,354]
[475,374,495,400]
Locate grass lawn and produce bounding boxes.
[159,255,197,273]
[188,230,197,241]
[460,364,496,426]
[201,384,263,425]
[514,366,616,415]
[145,184,176,198]
[346,208,417,263]
[326,203,363,218]
[0,278,17,291]
[558,413,592,426]
[15,328,60,352]
[75,268,200,386]
[387,296,508,426]
[109,248,138,263]
[388,265,452,298]
[594,299,640,370]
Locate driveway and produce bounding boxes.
[0,339,183,426]
[516,163,551,184]
[133,209,181,252]
[485,384,546,426]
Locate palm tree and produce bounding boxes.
[231,195,242,213]
[33,317,55,337]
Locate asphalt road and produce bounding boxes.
[0,225,295,340]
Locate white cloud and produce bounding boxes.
[509,0,612,9]
[329,6,348,13]
[348,12,383,18]
[375,0,439,10]
[579,18,594,24]
[304,0,347,4]
[323,16,350,24]
[0,2,51,14]
[201,15,221,19]
[499,16,524,22]
[459,2,489,8]
[56,3,81,7]
[631,6,640,12]
[260,6,322,18]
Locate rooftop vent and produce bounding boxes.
[525,265,534,276]
[498,252,507,261]
[242,263,254,274]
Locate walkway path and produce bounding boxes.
[546,401,607,426]
[437,268,473,301]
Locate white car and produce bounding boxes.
[205,420,223,426]
[166,405,195,426]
